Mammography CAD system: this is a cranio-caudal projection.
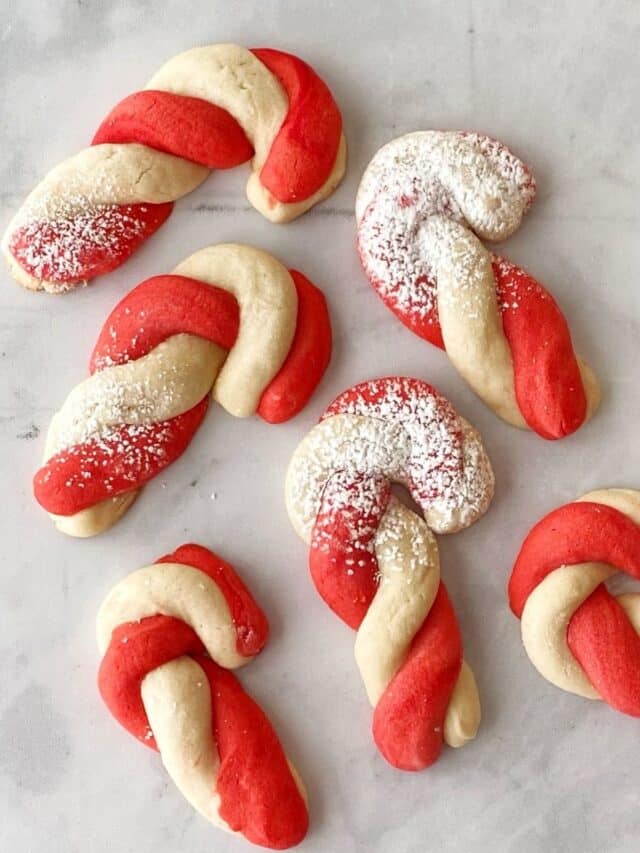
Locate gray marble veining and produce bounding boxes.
[1,2,639,851]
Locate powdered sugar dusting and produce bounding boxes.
[288,412,409,541]
[311,470,390,574]
[286,377,494,544]
[374,495,433,578]
[46,335,217,457]
[492,253,549,313]
[419,215,496,322]
[37,335,218,521]
[3,142,200,291]
[8,204,151,289]
[356,131,536,329]
[326,377,494,533]
[43,421,175,495]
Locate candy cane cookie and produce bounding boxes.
[4,44,346,293]
[509,489,640,716]
[356,131,600,439]
[33,243,331,537]
[285,377,494,770]
[97,544,308,849]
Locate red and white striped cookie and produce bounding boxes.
[34,243,331,537]
[509,489,640,716]
[4,44,346,293]
[356,131,600,440]
[285,377,494,770]
[97,544,308,849]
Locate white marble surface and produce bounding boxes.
[1,2,639,851]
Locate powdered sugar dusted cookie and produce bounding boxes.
[34,243,332,537]
[4,44,346,293]
[356,131,600,439]
[286,377,494,770]
[97,543,308,848]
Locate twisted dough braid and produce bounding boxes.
[356,131,600,439]
[285,377,494,770]
[509,489,640,715]
[4,44,346,292]
[34,243,331,537]
[97,544,308,849]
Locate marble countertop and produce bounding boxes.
[1,2,639,851]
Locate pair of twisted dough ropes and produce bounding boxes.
[3,44,345,292]
[33,243,331,537]
[356,131,600,439]
[97,544,308,849]
[509,488,640,716]
[286,377,494,770]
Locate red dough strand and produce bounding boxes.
[156,544,269,657]
[509,501,640,716]
[494,257,587,439]
[90,275,241,371]
[33,400,209,515]
[372,584,463,770]
[362,262,444,350]
[8,202,173,286]
[508,502,640,616]
[568,585,640,715]
[93,90,253,167]
[251,48,343,203]
[99,614,204,748]
[201,657,309,848]
[258,270,332,424]
[310,474,391,629]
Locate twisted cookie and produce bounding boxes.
[97,544,308,849]
[34,243,331,537]
[4,44,345,292]
[356,131,600,439]
[509,489,640,715]
[286,377,494,769]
